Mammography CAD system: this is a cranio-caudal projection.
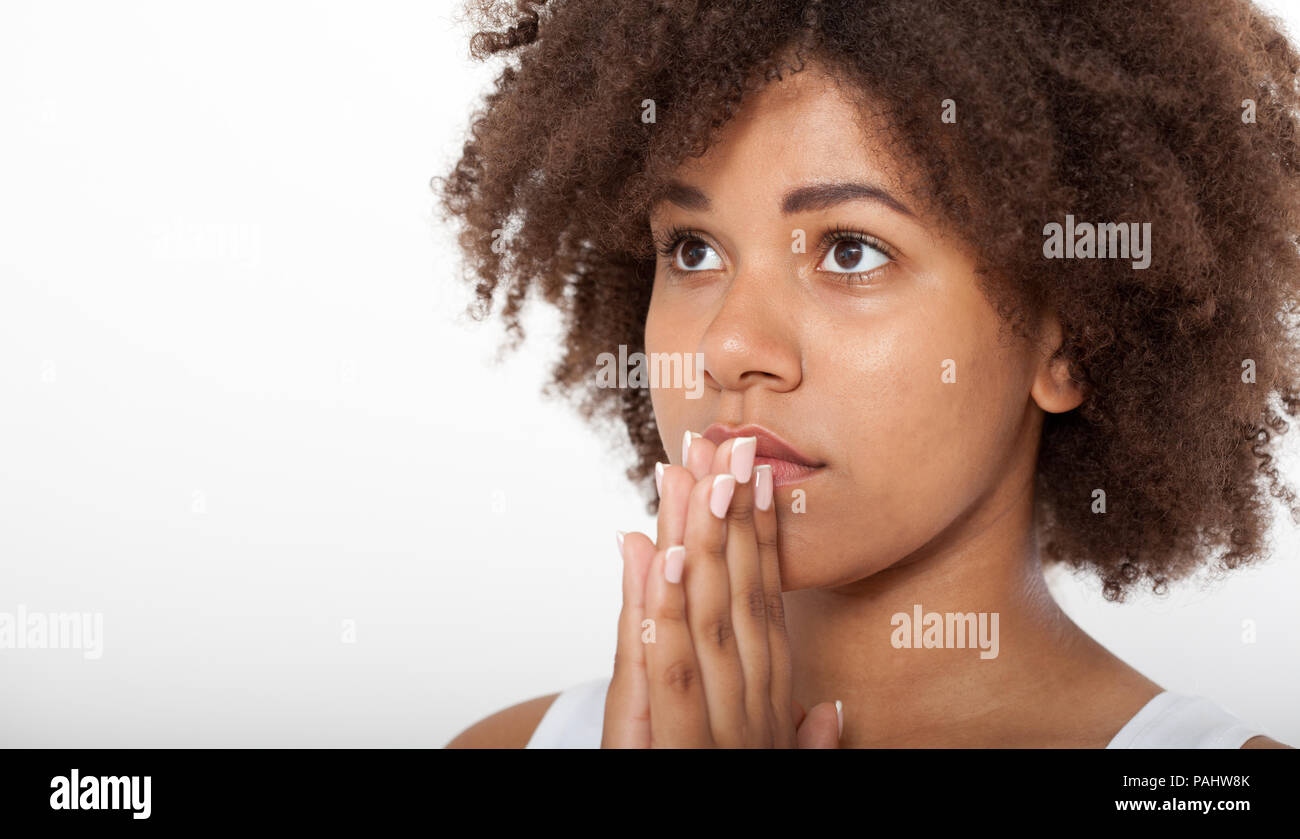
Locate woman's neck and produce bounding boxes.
[782,472,1145,747]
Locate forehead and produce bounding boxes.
[655,65,912,214]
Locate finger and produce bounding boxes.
[710,437,775,742]
[680,466,748,745]
[753,463,794,740]
[643,543,713,746]
[796,701,842,749]
[680,429,715,481]
[655,463,693,550]
[603,530,655,748]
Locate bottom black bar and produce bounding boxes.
[2,748,1293,826]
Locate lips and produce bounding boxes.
[701,423,825,487]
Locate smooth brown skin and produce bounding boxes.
[448,63,1290,749]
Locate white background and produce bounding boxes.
[0,0,1297,746]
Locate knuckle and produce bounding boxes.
[661,659,698,695]
[727,493,754,520]
[744,588,767,620]
[699,614,734,648]
[755,528,780,551]
[726,514,755,539]
[765,593,787,630]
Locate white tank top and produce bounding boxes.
[524,676,1268,748]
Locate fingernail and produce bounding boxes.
[654,462,665,496]
[754,464,773,510]
[730,436,757,483]
[709,474,737,519]
[616,530,626,558]
[835,700,844,738]
[681,430,700,466]
[664,545,685,583]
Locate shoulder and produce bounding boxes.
[445,692,560,749]
[445,676,612,749]
[1108,690,1282,749]
[1066,648,1284,749]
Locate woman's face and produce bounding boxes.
[646,65,1062,591]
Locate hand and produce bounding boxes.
[602,431,842,748]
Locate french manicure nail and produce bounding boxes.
[664,545,685,583]
[654,462,665,495]
[682,430,693,466]
[835,700,844,738]
[730,436,757,483]
[616,530,626,558]
[709,474,737,518]
[754,464,773,510]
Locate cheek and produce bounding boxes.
[645,289,695,457]
[788,295,1030,580]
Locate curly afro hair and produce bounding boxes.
[436,0,1300,601]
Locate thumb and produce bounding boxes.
[796,700,843,749]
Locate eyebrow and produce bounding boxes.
[662,180,711,211]
[660,179,914,217]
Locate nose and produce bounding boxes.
[698,269,802,395]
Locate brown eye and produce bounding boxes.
[673,238,722,271]
[818,236,889,274]
[832,240,863,270]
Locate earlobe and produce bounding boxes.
[1029,316,1085,414]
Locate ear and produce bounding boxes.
[1029,313,1085,414]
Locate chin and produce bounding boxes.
[775,513,916,592]
[773,517,849,591]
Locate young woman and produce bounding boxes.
[439,0,1298,747]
